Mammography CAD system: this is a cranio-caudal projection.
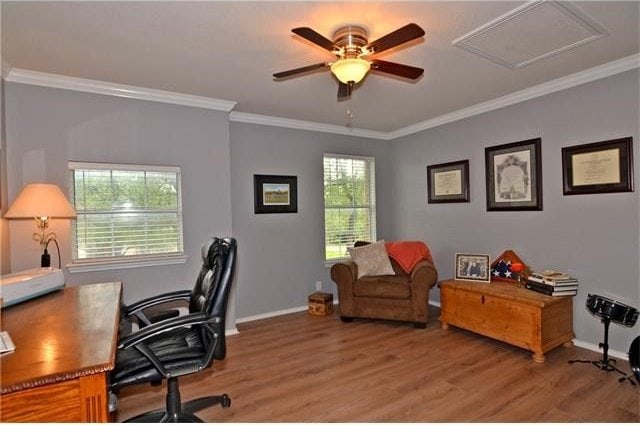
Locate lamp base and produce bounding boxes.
[41,249,51,267]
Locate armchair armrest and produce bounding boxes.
[409,259,438,324]
[410,259,438,288]
[331,261,358,316]
[122,289,192,317]
[330,261,357,285]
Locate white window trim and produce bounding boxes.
[68,161,185,269]
[323,153,377,264]
[66,254,188,273]
[69,161,180,174]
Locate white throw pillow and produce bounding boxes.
[347,240,395,278]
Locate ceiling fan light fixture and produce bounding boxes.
[330,58,370,84]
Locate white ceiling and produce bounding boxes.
[2,1,639,133]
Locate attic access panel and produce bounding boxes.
[452,0,608,69]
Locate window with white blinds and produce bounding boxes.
[69,162,184,263]
[323,154,376,262]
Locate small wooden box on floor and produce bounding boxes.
[439,279,574,362]
[308,292,333,316]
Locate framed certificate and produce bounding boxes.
[427,160,469,203]
[562,137,633,195]
[485,138,542,211]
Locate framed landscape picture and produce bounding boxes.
[254,174,298,214]
[455,253,491,282]
[427,160,470,203]
[485,138,542,211]
[562,137,633,195]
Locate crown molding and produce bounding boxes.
[5,69,237,112]
[1,60,11,79]
[229,111,390,140]
[388,53,639,140]
[5,54,638,139]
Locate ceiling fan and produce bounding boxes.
[273,23,425,100]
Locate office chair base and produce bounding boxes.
[184,394,232,412]
[123,377,231,423]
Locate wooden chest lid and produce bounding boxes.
[439,279,565,307]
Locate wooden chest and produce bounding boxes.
[439,279,574,362]
[308,292,333,316]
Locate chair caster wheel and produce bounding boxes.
[340,316,354,323]
[222,394,231,408]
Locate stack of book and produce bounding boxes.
[525,270,578,297]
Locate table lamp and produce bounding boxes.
[4,183,77,267]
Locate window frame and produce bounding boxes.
[67,161,187,273]
[323,153,377,265]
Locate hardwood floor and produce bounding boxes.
[115,306,639,422]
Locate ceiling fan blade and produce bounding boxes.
[273,62,330,79]
[292,27,336,52]
[371,59,424,80]
[366,23,425,55]
[337,82,353,100]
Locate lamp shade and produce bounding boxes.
[330,58,371,84]
[4,183,76,219]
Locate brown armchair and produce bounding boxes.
[330,241,438,328]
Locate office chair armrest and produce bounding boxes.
[118,312,220,350]
[122,289,192,317]
[134,341,169,377]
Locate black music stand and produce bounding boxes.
[568,316,635,385]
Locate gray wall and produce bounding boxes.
[4,83,234,318]
[229,123,393,318]
[387,70,639,353]
[3,68,638,354]
[1,79,8,275]
[1,2,10,274]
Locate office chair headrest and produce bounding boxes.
[201,237,218,269]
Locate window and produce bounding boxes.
[323,154,376,262]
[68,162,184,270]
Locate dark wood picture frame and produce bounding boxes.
[253,174,298,214]
[562,137,633,195]
[455,253,491,283]
[485,138,542,211]
[427,160,470,203]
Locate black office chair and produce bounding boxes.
[119,240,227,332]
[110,237,237,422]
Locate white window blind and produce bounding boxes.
[323,154,376,262]
[69,162,184,262]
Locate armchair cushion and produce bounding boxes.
[347,240,395,278]
[354,275,411,299]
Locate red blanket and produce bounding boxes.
[385,241,433,274]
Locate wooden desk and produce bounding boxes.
[439,279,574,362]
[0,282,122,422]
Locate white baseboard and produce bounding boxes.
[572,339,627,361]
[236,305,309,324]
[235,299,629,361]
